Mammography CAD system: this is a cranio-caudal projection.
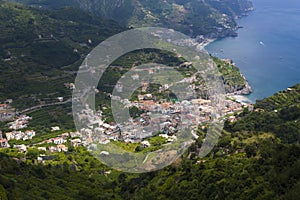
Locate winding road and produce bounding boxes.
[20,98,72,114]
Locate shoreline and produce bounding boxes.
[202,39,254,104]
[195,4,255,105]
[202,5,255,104]
[229,94,253,104]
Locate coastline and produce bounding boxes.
[201,4,255,104]
[192,3,255,104]
[202,39,254,104]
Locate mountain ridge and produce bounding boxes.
[0,0,251,111]
[0,1,299,199]
[11,0,253,39]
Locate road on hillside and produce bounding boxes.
[20,98,72,114]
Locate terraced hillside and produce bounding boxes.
[0,83,299,199]
[11,0,253,38]
[0,1,250,112]
[0,1,123,109]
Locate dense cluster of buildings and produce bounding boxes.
[74,90,247,147]
[70,62,252,149]
[0,70,250,161]
[5,130,36,141]
[8,115,32,130]
[1,127,87,164]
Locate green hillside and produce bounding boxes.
[0,2,299,199]
[11,0,253,38]
[0,1,248,111]
[0,83,300,199]
[0,1,123,110]
[228,84,300,144]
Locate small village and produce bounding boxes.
[72,62,253,152]
[0,92,250,164]
[75,89,250,150]
[0,71,253,165]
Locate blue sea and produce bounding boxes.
[205,0,300,102]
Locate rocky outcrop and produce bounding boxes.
[227,74,253,95]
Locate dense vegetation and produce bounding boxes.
[228,84,300,144]
[11,0,253,38]
[1,81,300,199]
[0,1,299,200]
[0,1,123,108]
[0,1,248,111]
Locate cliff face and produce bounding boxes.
[12,0,253,39]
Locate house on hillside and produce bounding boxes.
[141,141,151,148]
[71,138,82,147]
[0,132,9,148]
[0,104,8,110]
[51,126,60,131]
[48,146,58,153]
[14,144,27,153]
[57,144,68,152]
[53,137,66,145]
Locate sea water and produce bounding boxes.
[205,0,300,102]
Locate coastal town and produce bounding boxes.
[0,59,254,164]
[0,84,252,164]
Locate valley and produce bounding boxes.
[0,0,299,199]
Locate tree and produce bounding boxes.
[0,184,8,200]
[245,145,256,158]
[26,148,39,160]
